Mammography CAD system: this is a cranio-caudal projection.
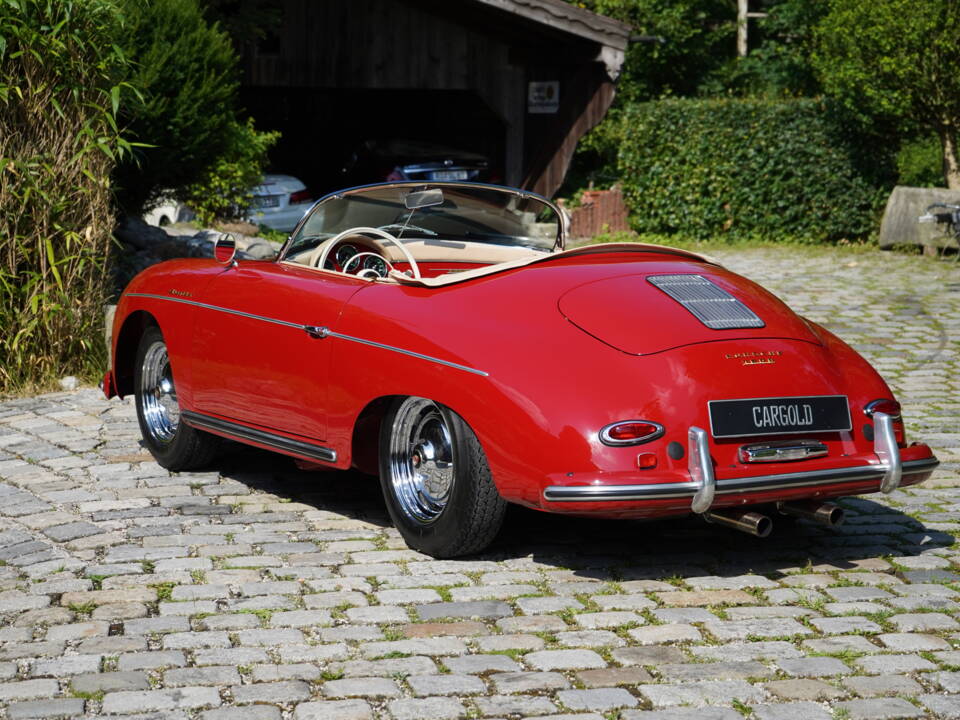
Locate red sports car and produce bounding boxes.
[104,182,939,557]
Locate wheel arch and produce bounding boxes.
[349,395,402,475]
[114,310,157,397]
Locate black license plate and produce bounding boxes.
[708,395,851,439]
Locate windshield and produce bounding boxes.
[284,183,562,258]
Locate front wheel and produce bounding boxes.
[134,326,219,471]
[379,397,506,558]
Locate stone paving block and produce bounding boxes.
[752,701,833,720]
[808,616,882,635]
[232,680,312,704]
[621,709,741,720]
[101,687,221,713]
[689,641,802,662]
[361,637,468,659]
[855,654,937,674]
[842,674,924,697]
[627,624,701,645]
[877,632,950,651]
[331,657,438,678]
[928,671,960,692]
[387,697,466,720]
[515,596,583,615]
[0,679,60,701]
[202,708,282,720]
[71,671,151,694]
[444,654,521,674]
[323,677,402,698]
[526,649,606,670]
[489,671,568,693]
[610,646,686,666]
[293,700,373,720]
[889,611,959,631]
[638,679,767,708]
[164,666,241,687]
[5,699,86,720]
[415,601,512,620]
[657,660,773,681]
[574,611,644,628]
[407,674,486,696]
[705,618,812,640]
[801,635,879,655]
[919,693,960,719]
[776,656,852,677]
[763,679,845,701]
[402,621,487,637]
[474,694,557,717]
[833,697,924,719]
[655,589,756,606]
[556,688,639,711]
[474,633,544,652]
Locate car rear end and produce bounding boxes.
[247,174,313,232]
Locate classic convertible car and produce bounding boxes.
[104,182,939,557]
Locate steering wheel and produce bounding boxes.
[342,251,395,278]
[314,226,421,279]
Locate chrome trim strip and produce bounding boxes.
[874,412,902,493]
[124,293,488,377]
[739,439,828,463]
[182,411,337,463]
[542,457,939,503]
[324,330,488,376]
[598,420,665,446]
[689,426,715,513]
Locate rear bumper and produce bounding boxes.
[542,456,939,503]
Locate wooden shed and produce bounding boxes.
[240,0,631,198]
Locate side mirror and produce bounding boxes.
[214,234,237,266]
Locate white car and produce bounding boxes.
[246,174,314,232]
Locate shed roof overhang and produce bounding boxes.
[469,0,631,79]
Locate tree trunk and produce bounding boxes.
[939,124,960,190]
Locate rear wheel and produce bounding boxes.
[379,396,506,558]
[134,326,219,470]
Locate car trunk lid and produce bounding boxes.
[557,269,819,355]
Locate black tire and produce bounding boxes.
[378,396,506,558]
[134,326,219,471]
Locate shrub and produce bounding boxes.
[113,0,242,214]
[0,0,131,393]
[183,118,280,227]
[616,98,892,242]
[896,135,944,188]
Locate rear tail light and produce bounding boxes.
[864,399,901,421]
[599,420,665,446]
[289,190,313,204]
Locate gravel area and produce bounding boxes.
[0,246,957,719]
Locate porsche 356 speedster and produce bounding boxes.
[104,182,939,557]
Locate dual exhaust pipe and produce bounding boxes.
[704,500,844,538]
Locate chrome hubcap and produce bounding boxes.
[388,397,455,524]
[140,340,179,444]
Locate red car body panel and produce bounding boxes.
[107,246,937,521]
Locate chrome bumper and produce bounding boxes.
[543,413,937,506]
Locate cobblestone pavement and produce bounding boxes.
[0,247,959,720]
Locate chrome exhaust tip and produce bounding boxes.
[704,509,773,538]
[777,500,845,527]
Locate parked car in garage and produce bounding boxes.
[105,181,939,558]
[342,139,492,185]
[246,174,314,232]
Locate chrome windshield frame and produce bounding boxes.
[278,181,567,262]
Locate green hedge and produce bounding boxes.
[616,98,891,242]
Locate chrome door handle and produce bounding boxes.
[303,325,329,339]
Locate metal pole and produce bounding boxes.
[737,0,748,57]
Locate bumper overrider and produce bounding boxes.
[543,413,939,513]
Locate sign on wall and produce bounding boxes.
[528,81,560,114]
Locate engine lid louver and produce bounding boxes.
[647,274,764,330]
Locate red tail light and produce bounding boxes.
[864,399,901,421]
[289,190,313,204]
[599,420,665,446]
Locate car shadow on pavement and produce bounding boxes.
[209,443,953,579]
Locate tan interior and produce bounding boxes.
[284,236,717,288]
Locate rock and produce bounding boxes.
[58,376,78,391]
[114,216,171,250]
[878,185,960,249]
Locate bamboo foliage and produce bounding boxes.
[0,0,130,393]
